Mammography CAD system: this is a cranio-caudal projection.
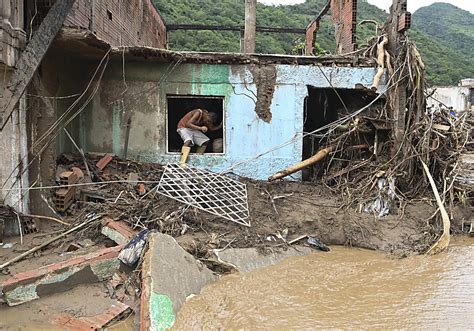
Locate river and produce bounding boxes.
[174,236,473,330]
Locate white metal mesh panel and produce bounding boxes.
[157,163,250,227]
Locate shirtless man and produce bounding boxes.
[177,108,222,164]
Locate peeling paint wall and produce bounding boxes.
[63,61,381,180]
[249,64,277,122]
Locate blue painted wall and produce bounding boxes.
[81,62,383,180]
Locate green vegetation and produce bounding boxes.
[411,3,474,85]
[153,0,473,86]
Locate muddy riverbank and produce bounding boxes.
[174,236,474,329]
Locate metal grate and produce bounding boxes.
[157,163,250,227]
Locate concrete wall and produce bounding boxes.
[64,0,167,48]
[63,60,380,180]
[0,64,29,213]
[0,0,26,66]
[0,1,28,212]
[427,86,472,111]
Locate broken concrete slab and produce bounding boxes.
[140,233,216,330]
[101,219,138,245]
[0,245,123,306]
[51,300,130,329]
[214,246,315,273]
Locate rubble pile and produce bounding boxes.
[271,40,472,240]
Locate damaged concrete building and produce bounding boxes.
[1,0,411,214]
[1,0,167,215]
[4,0,471,329]
[427,78,474,112]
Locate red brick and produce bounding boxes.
[330,0,358,54]
[63,0,167,49]
[305,20,319,55]
[96,153,114,171]
[101,220,138,245]
[51,301,130,329]
[398,12,411,32]
[1,245,123,287]
[59,171,78,186]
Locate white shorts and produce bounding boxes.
[177,128,210,146]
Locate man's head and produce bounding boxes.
[207,112,220,125]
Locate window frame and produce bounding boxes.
[166,94,226,155]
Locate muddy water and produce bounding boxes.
[174,237,474,330]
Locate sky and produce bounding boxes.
[257,0,474,14]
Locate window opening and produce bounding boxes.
[303,87,382,180]
[167,95,225,154]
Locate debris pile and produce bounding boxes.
[2,153,348,328]
[267,39,471,254]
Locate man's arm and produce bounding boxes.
[185,110,207,132]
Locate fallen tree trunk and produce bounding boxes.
[268,146,334,181]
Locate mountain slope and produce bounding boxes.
[154,0,473,86]
[413,3,473,59]
[411,3,474,85]
[154,0,386,54]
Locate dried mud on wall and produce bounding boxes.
[250,65,277,123]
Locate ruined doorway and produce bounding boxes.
[167,95,225,153]
[303,86,377,180]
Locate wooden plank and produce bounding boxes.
[0,0,76,131]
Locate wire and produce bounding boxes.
[1,49,111,192]
[222,69,409,175]
[0,180,161,192]
[28,0,38,40]
[26,93,82,99]
[33,49,111,149]
[2,51,111,205]
[316,65,349,113]
[3,48,185,207]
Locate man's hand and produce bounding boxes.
[201,126,208,133]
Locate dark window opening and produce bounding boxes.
[107,10,113,20]
[167,96,225,153]
[302,87,382,180]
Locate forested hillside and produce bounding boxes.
[412,3,474,85]
[153,0,473,85]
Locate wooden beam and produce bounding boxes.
[0,0,75,131]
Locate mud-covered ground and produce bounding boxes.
[174,179,469,261]
[0,157,471,330]
[2,156,470,278]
